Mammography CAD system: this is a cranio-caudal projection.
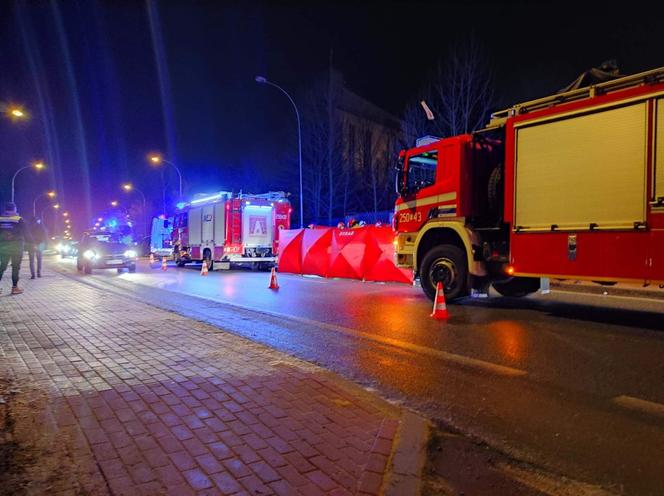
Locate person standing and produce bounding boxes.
[27,216,48,279]
[0,202,30,294]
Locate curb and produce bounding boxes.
[550,280,664,300]
[383,411,431,496]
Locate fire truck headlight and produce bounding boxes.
[124,249,138,259]
[83,249,97,260]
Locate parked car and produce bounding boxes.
[76,232,138,274]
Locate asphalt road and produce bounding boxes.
[51,256,664,495]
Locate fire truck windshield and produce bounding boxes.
[405,151,438,193]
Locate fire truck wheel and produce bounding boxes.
[492,277,540,297]
[420,245,468,301]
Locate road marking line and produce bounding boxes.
[497,461,618,496]
[612,395,664,418]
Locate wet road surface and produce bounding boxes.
[52,257,664,495]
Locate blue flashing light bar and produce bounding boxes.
[176,202,187,210]
[190,193,225,205]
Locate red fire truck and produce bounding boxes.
[394,67,664,300]
[172,191,291,270]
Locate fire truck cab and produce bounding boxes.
[172,191,291,270]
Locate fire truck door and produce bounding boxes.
[201,205,214,252]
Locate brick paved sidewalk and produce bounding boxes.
[0,269,410,495]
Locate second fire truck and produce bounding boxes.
[172,191,291,270]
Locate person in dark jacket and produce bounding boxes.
[0,202,31,294]
[27,216,48,279]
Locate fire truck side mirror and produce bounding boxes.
[395,156,406,196]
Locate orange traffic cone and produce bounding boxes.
[200,260,209,276]
[430,282,449,320]
[161,257,167,271]
[268,267,279,290]
[149,253,155,264]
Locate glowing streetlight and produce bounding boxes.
[63,211,69,217]
[3,105,27,121]
[147,153,183,199]
[97,217,103,222]
[121,183,148,236]
[110,200,119,207]
[39,202,60,223]
[33,190,57,217]
[10,161,45,203]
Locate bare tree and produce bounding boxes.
[301,75,344,224]
[403,37,494,145]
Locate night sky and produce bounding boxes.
[1,1,662,233]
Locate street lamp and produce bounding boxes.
[39,202,59,224]
[10,161,45,203]
[122,183,148,237]
[2,104,27,121]
[255,75,303,228]
[33,190,56,217]
[148,153,183,199]
[110,200,119,207]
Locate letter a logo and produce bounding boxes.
[251,216,266,235]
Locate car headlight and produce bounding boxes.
[124,249,138,258]
[83,249,97,260]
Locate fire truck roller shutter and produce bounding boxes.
[514,102,647,231]
[189,207,203,245]
[654,99,664,203]
[213,203,226,246]
[242,205,273,249]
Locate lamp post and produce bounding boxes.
[148,154,183,199]
[11,161,45,203]
[33,190,56,217]
[255,76,303,228]
[122,183,148,237]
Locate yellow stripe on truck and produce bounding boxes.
[396,192,457,212]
